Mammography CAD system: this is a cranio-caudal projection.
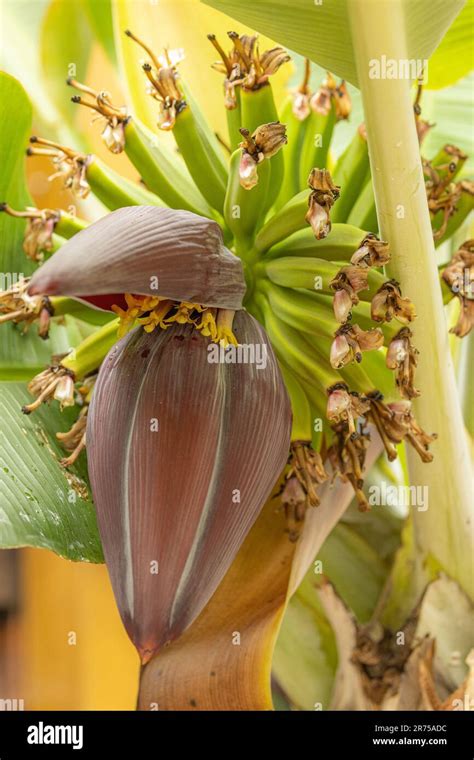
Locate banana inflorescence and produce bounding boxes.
[1,29,471,543]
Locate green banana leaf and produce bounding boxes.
[273,574,337,711]
[0,382,102,562]
[203,0,465,88]
[82,0,117,65]
[422,72,474,159]
[426,0,474,89]
[40,0,93,147]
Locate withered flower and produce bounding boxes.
[22,364,76,415]
[142,62,185,130]
[441,240,474,337]
[281,442,327,541]
[371,280,416,324]
[326,383,370,437]
[26,205,292,661]
[68,78,128,153]
[327,421,371,511]
[413,82,434,145]
[27,136,91,198]
[310,80,332,115]
[55,375,95,466]
[125,30,186,130]
[57,405,88,467]
[367,393,436,462]
[309,72,351,121]
[291,60,312,121]
[424,147,471,240]
[305,168,340,239]
[330,323,384,368]
[208,31,290,108]
[0,203,59,262]
[386,327,420,399]
[238,122,287,189]
[333,80,351,121]
[0,276,53,338]
[350,234,390,268]
[330,265,369,322]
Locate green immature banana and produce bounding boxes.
[86,157,166,211]
[224,149,271,247]
[263,224,367,260]
[172,106,227,213]
[257,295,340,391]
[347,177,378,233]
[50,297,117,327]
[254,190,308,252]
[264,256,386,297]
[279,363,313,442]
[61,318,120,378]
[259,281,337,339]
[240,87,284,211]
[298,104,336,189]
[226,95,242,151]
[123,118,214,217]
[54,212,88,239]
[331,128,370,223]
[276,96,309,209]
[181,83,228,182]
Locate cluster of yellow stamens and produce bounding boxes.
[111,294,238,347]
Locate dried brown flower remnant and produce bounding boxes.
[124,29,186,130]
[305,168,340,239]
[22,365,76,415]
[330,265,369,323]
[367,393,436,463]
[442,240,474,337]
[238,122,287,189]
[352,616,418,704]
[371,280,416,324]
[0,276,53,338]
[68,78,128,152]
[208,31,290,108]
[291,59,311,121]
[333,80,351,121]
[310,72,351,121]
[281,442,327,541]
[386,327,420,399]
[413,81,434,145]
[424,146,470,240]
[0,203,59,262]
[27,137,91,198]
[327,422,371,511]
[350,234,390,268]
[142,62,185,130]
[326,384,370,437]
[330,323,384,368]
[57,405,88,467]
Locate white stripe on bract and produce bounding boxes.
[121,334,161,618]
[169,360,228,630]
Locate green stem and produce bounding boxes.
[349,0,473,598]
[61,318,119,378]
